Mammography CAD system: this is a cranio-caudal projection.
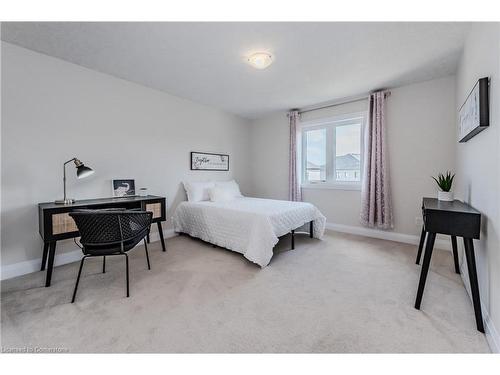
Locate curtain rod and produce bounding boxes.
[296,91,391,115]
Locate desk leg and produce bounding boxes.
[157,222,166,252]
[415,226,427,265]
[45,241,57,287]
[463,238,484,333]
[415,232,436,309]
[41,242,49,271]
[451,236,460,274]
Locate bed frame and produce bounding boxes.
[179,220,314,252]
[290,220,314,250]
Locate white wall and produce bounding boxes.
[455,23,500,352]
[1,42,252,270]
[250,76,457,237]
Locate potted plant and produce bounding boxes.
[432,171,455,201]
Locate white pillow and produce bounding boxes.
[183,181,214,202]
[215,180,243,197]
[208,186,237,202]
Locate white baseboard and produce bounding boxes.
[1,223,446,280]
[325,222,451,251]
[1,248,84,281]
[483,303,500,353]
[0,229,177,281]
[459,261,499,353]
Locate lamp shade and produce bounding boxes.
[76,164,94,179]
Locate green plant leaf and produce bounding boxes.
[432,171,455,192]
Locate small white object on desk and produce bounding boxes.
[438,191,453,201]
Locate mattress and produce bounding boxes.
[172,197,326,267]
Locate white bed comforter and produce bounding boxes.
[173,197,326,267]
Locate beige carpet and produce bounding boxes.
[0,231,490,353]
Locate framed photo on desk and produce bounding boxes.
[112,179,136,197]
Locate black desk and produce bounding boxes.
[38,195,166,287]
[414,197,484,332]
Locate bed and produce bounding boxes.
[173,197,326,267]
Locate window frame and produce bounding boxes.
[301,112,366,191]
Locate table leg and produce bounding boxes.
[414,232,436,309]
[415,226,427,265]
[41,242,49,271]
[157,222,166,252]
[451,236,460,274]
[45,241,57,287]
[463,237,484,333]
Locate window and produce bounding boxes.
[301,112,365,189]
[305,128,326,182]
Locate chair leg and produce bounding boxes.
[291,230,295,250]
[102,256,106,273]
[71,256,87,303]
[125,253,130,298]
[309,221,314,238]
[144,239,151,270]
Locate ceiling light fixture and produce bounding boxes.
[247,52,273,70]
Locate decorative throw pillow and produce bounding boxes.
[183,181,215,202]
[208,186,237,202]
[215,180,243,198]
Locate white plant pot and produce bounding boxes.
[438,191,453,202]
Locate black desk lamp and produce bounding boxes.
[55,158,94,204]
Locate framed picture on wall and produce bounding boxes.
[191,152,229,171]
[112,179,136,197]
[458,77,489,142]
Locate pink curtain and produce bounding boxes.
[288,110,302,201]
[360,91,393,229]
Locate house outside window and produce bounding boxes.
[301,112,366,190]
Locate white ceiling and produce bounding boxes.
[1,22,470,119]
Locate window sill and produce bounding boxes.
[301,183,361,191]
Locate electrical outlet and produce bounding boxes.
[415,216,423,226]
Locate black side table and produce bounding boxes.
[414,197,484,333]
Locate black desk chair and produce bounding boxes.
[69,210,153,303]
